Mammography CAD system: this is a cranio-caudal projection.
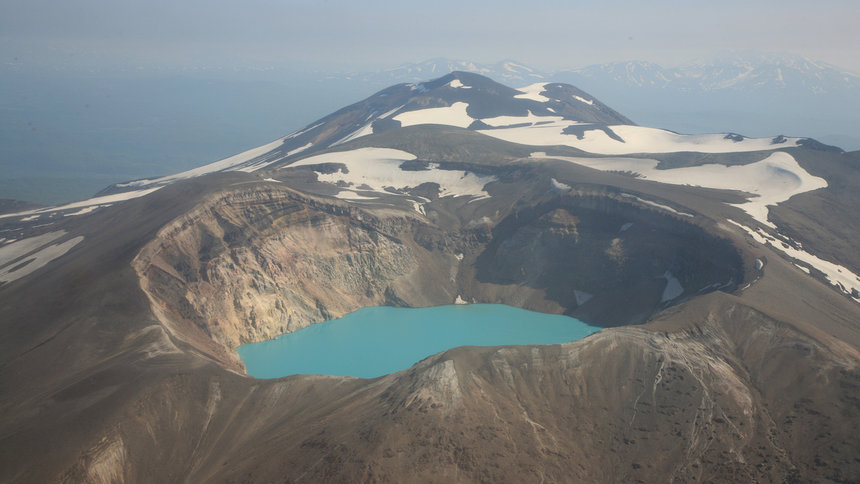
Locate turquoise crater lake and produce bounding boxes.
[237,304,602,379]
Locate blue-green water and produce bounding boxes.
[237,304,602,379]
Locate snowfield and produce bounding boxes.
[287,147,496,209]
[533,151,826,227]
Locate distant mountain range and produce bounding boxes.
[342,53,860,151]
[363,52,859,95]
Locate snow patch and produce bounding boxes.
[393,102,475,129]
[286,142,313,157]
[333,191,378,200]
[63,205,103,216]
[661,271,684,302]
[550,178,571,192]
[619,222,634,232]
[573,95,594,105]
[454,295,468,305]
[574,290,593,306]
[514,82,551,102]
[448,79,470,89]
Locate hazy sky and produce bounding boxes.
[2,0,859,72]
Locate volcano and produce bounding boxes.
[1,72,858,482]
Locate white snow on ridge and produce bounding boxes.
[533,151,826,227]
[333,123,375,146]
[288,147,495,204]
[393,102,475,128]
[160,137,287,181]
[118,138,286,188]
[0,187,161,220]
[448,79,470,89]
[728,220,860,301]
[285,122,323,140]
[514,83,551,102]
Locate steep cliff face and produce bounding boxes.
[133,187,459,367]
[471,196,743,324]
